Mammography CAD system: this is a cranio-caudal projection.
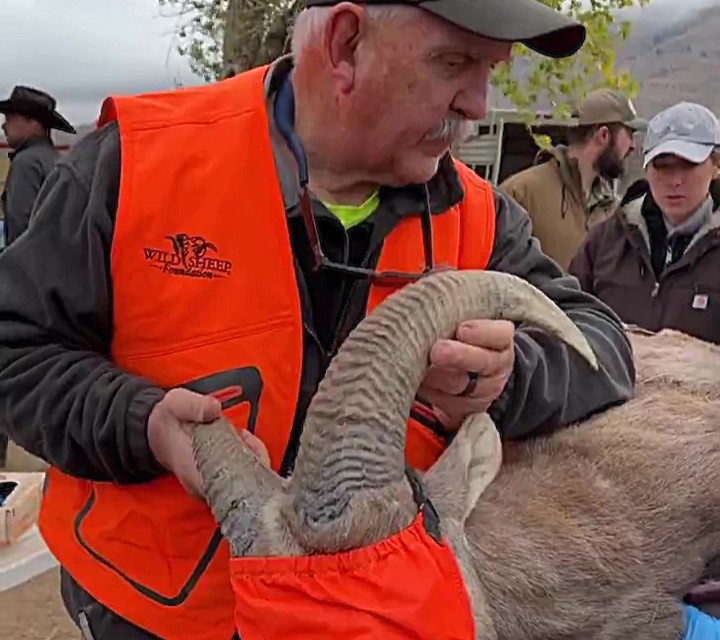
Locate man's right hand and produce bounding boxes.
[147,388,223,499]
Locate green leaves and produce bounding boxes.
[492,0,651,123]
[489,0,651,144]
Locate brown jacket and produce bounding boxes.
[500,145,616,271]
[569,180,720,344]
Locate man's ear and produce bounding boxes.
[322,3,366,94]
[595,124,611,147]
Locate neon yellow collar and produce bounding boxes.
[322,190,380,229]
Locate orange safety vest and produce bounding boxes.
[229,470,475,639]
[38,64,495,639]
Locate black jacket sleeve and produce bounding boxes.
[0,123,166,483]
[487,187,635,439]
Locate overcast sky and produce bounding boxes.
[4,0,718,129]
[2,0,205,127]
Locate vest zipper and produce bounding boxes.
[304,320,330,371]
[328,246,378,359]
[279,319,327,478]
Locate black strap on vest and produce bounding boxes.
[405,466,442,543]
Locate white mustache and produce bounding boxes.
[423,118,475,144]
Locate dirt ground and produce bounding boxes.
[0,446,76,638]
[0,568,77,640]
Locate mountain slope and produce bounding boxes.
[618,3,720,117]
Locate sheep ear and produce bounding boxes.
[423,413,502,524]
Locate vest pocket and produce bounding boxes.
[73,477,224,606]
[68,318,302,607]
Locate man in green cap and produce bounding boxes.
[0,2,635,638]
[501,88,646,270]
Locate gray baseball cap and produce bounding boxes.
[303,0,586,58]
[643,102,720,169]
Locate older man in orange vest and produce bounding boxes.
[0,1,634,638]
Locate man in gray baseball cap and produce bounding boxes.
[643,101,720,168]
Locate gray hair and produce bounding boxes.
[291,5,414,58]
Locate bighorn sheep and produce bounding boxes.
[192,270,720,639]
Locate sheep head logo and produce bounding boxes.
[166,234,218,269]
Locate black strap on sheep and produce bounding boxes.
[405,466,442,543]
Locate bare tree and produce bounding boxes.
[222,0,300,78]
[159,0,300,81]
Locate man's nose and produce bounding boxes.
[451,76,489,122]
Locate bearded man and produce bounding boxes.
[0,1,635,638]
[501,88,646,270]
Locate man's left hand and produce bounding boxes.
[418,319,515,431]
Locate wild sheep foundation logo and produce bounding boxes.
[143,233,232,279]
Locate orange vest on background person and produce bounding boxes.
[37,64,496,640]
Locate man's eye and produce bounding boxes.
[443,57,468,71]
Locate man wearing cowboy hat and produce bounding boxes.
[0,85,76,246]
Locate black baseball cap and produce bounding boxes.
[303,0,586,58]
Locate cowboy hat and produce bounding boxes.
[0,85,76,134]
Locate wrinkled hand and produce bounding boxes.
[419,319,515,431]
[147,388,270,499]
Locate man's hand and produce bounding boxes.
[147,389,222,499]
[418,319,515,431]
[147,388,270,499]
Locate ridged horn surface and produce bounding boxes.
[290,269,597,529]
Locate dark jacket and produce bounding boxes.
[1,136,59,245]
[569,179,720,344]
[0,58,635,637]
